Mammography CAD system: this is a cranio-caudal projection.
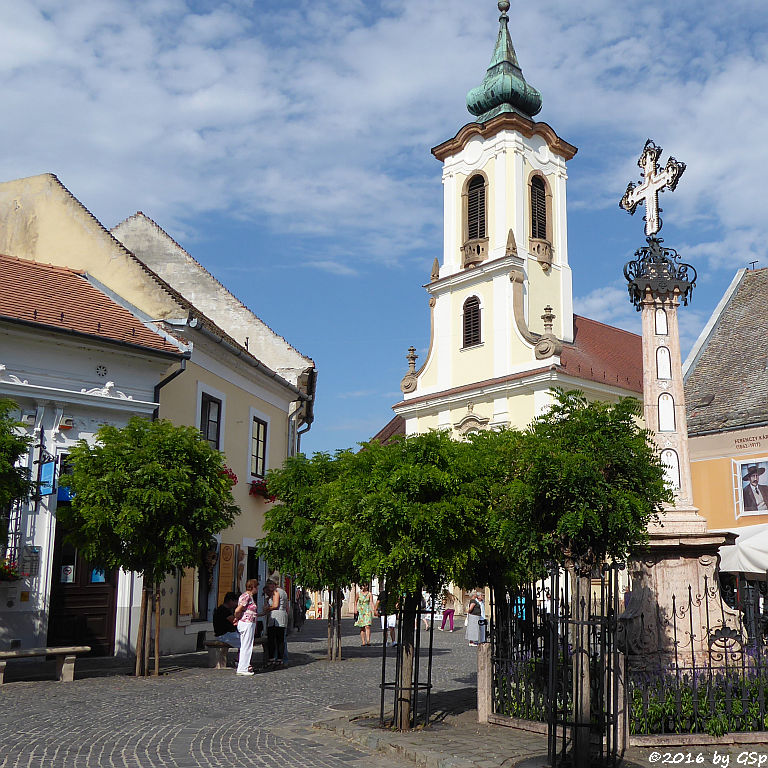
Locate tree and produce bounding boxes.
[259,450,359,660]
[58,417,238,676]
[0,399,33,564]
[339,431,481,729]
[510,389,672,763]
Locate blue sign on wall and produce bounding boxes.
[39,461,56,496]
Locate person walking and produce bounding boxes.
[262,579,289,666]
[234,578,260,675]
[439,589,456,632]
[355,583,375,646]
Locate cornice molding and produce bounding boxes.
[424,253,524,293]
[432,114,578,163]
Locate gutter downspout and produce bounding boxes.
[297,367,317,454]
[152,358,188,421]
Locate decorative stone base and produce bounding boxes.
[620,515,741,670]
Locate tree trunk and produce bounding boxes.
[134,586,148,677]
[395,592,419,730]
[336,586,343,660]
[153,582,161,676]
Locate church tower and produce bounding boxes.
[392,2,642,439]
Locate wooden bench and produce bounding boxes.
[0,646,91,684]
[205,636,267,669]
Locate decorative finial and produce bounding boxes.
[466,1,541,121]
[542,305,555,336]
[406,346,418,372]
[401,347,419,394]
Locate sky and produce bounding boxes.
[1,0,766,455]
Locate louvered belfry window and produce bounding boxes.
[531,175,547,240]
[463,296,481,348]
[466,175,486,241]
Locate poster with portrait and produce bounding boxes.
[735,458,768,518]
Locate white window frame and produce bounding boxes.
[196,382,227,451]
[248,407,271,479]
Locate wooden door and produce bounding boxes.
[47,518,118,656]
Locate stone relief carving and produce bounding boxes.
[453,403,490,435]
[0,364,29,385]
[80,381,133,400]
[529,237,553,272]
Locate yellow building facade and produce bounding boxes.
[0,173,315,655]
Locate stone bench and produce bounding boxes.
[0,645,91,684]
[205,636,267,669]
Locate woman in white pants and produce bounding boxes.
[234,578,260,675]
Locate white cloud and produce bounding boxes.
[0,0,765,281]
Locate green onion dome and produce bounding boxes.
[466,1,542,122]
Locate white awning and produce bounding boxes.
[716,524,768,576]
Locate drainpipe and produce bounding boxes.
[152,358,188,421]
[296,368,317,454]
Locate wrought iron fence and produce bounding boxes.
[627,573,768,737]
[491,564,622,767]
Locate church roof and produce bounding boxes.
[389,314,642,413]
[371,415,405,444]
[559,315,643,393]
[0,254,184,356]
[466,1,542,122]
[685,267,768,436]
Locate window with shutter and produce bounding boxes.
[531,176,547,240]
[466,176,486,241]
[463,296,481,348]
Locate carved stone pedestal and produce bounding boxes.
[620,509,740,671]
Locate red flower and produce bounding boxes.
[221,465,238,485]
[249,479,276,501]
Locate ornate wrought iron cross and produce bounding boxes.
[619,139,686,236]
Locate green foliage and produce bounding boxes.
[512,389,673,567]
[630,670,768,736]
[340,430,482,595]
[261,389,670,597]
[58,417,238,585]
[0,399,33,552]
[258,450,358,590]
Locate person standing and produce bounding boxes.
[263,579,289,666]
[439,589,456,632]
[376,590,397,647]
[234,578,260,675]
[355,583,375,646]
[466,590,484,646]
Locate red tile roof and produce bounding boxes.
[371,415,405,444]
[0,254,183,356]
[389,314,642,412]
[560,315,642,393]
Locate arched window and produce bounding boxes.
[531,176,547,240]
[463,296,481,348]
[661,449,681,490]
[658,393,676,432]
[466,175,486,241]
[655,308,668,335]
[656,347,672,380]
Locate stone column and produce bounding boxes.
[622,241,740,670]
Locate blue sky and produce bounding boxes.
[1,0,766,455]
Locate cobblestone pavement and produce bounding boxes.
[0,619,480,768]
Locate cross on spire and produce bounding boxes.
[619,139,686,237]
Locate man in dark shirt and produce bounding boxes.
[213,592,240,647]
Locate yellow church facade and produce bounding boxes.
[391,5,643,441]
